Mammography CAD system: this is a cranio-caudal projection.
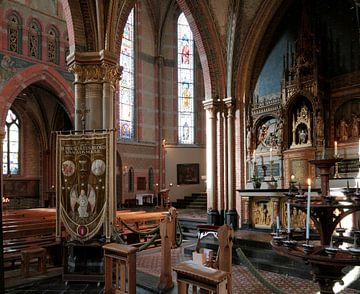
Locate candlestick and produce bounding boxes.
[306,178,311,240]
[334,141,338,158]
[287,201,291,234]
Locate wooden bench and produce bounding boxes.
[2,208,60,271]
[21,246,47,277]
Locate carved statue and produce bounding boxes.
[275,120,283,148]
[339,118,349,142]
[316,112,324,140]
[298,129,307,144]
[246,127,252,153]
[257,124,268,145]
[351,114,359,138]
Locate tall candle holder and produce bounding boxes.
[271,158,360,294]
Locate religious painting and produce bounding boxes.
[137,177,146,191]
[57,132,109,241]
[251,200,273,229]
[177,163,199,185]
[334,100,360,143]
[255,117,281,152]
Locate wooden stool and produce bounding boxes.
[103,243,137,294]
[173,260,229,294]
[21,247,47,277]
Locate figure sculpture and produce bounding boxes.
[351,114,359,138]
[299,129,307,144]
[339,118,348,142]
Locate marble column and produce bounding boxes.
[224,98,238,229]
[203,100,219,225]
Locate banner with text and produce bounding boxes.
[57,132,109,241]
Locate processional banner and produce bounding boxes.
[56,132,109,241]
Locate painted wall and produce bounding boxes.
[164,145,206,201]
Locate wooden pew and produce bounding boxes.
[2,208,60,273]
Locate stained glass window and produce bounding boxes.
[47,27,59,64]
[3,109,20,175]
[119,8,135,140]
[8,12,22,54]
[28,20,41,59]
[178,13,194,144]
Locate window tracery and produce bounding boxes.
[7,12,22,53]
[3,109,20,175]
[28,20,41,59]
[47,27,59,64]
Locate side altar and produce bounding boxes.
[237,188,320,230]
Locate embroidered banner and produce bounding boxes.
[57,133,109,241]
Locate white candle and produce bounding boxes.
[270,147,272,162]
[276,215,280,231]
[287,202,291,233]
[253,149,256,162]
[334,141,338,157]
[306,178,311,240]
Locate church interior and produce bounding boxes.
[1,0,360,293]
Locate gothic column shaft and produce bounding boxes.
[85,82,103,130]
[72,67,85,131]
[203,100,219,225]
[225,98,237,229]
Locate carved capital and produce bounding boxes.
[102,63,122,88]
[68,63,84,83]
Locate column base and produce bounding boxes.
[226,209,238,230]
[218,210,225,225]
[207,209,220,226]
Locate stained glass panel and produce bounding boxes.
[3,109,19,175]
[119,8,135,140]
[178,13,194,144]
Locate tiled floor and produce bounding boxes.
[4,208,360,293]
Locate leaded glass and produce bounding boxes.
[47,28,58,64]
[119,8,135,140]
[8,14,21,53]
[3,109,19,175]
[29,21,41,59]
[178,13,194,144]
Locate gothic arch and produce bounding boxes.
[0,64,74,126]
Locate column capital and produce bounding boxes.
[223,97,236,108]
[203,99,221,111]
[68,61,122,86]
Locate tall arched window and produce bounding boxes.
[47,27,59,64]
[148,167,154,191]
[28,20,41,59]
[119,8,135,140]
[7,12,22,54]
[3,109,20,175]
[177,13,195,144]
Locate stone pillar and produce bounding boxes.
[222,104,228,226]
[156,56,164,189]
[67,51,121,241]
[224,98,237,229]
[203,100,219,225]
[0,129,6,292]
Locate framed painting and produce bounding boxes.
[177,163,199,185]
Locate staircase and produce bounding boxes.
[172,192,207,209]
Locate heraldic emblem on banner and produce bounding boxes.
[57,132,109,241]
